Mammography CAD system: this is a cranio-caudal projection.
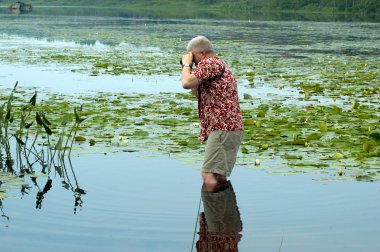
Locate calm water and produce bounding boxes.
[1,7,380,252]
[1,152,380,251]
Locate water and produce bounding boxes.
[0,64,181,94]
[1,7,380,252]
[1,152,380,251]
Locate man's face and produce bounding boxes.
[191,51,205,66]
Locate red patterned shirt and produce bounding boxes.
[193,56,244,143]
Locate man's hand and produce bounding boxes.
[181,52,200,90]
[181,52,194,66]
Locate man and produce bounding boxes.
[181,36,244,187]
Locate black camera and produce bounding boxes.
[180,59,194,67]
[180,53,194,67]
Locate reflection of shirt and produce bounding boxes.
[193,57,244,143]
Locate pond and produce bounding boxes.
[1,152,380,251]
[0,6,380,252]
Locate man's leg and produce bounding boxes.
[202,172,226,184]
[202,172,228,192]
[202,131,243,182]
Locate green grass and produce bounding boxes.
[2,0,378,21]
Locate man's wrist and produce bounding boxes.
[182,63,192,68]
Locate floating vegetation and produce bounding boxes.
[2,83,376,181]
[0,16,379,181]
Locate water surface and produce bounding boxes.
[1,7,380,252]
[1,152,380,251]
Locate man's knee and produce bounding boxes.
[202,172,216,183]
[201,172,226,183]
[202,173,228,192]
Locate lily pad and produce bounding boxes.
[369,130,380,140]
[0,192,14,199]
[332,152,345,160]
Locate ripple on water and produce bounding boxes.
[1,152,380,252]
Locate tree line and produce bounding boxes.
[3,0,379,15]
[201,0,380,14]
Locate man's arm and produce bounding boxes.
[191,87,198,98]
[182,67,200,89]
[181,52,201,90]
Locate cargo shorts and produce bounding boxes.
[202,130,243,177]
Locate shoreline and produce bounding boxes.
[1,4,379,22]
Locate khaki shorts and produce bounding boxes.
[202,130,243,177]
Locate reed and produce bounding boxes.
[1,82,86,211]
[0,81,86,173]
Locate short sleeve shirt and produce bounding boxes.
[193,56,244,143]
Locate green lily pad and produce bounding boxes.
[134,130,149,137]
[332,152,345,160]
[305,133,322,142]
[319,121,328,132]
[369,130,380,140]
[284,155,303,160]
[243,93,253,100]
[75,136,87,142]
[0,192,14,199]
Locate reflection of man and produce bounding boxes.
[196,180,242,251]
[181,36,244,187]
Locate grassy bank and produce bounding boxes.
[2,0,379,21]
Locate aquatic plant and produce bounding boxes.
[0,82,86,201]
[0,17,379,181]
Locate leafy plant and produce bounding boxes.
[0,82,86,202]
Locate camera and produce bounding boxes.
[180,53,194,67]
[180,58,194,67]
